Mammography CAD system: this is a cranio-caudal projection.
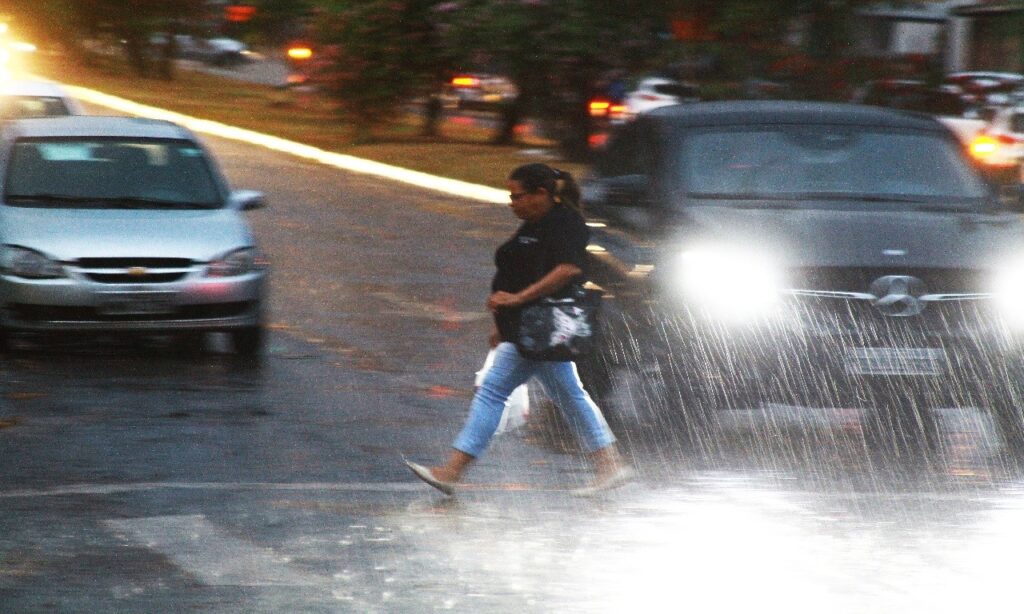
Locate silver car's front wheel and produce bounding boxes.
[231,325,263,356]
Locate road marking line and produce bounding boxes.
[61,84,509,205]
[104,514,321,587]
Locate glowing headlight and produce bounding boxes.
[671,246,784,320]
[991,265,1024,328]
[206,248,256,278]
[1,246,65,279]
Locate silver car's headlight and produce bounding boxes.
[669,246,784,321]
[1,246,66,279]
[206,247,257,278]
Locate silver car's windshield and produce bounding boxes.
[681,126,990,207]
[4,138,223,209]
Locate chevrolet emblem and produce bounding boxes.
[127,266,148,277]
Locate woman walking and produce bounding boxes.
[405,163,632,496]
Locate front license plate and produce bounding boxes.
[845,347,945,376]
[98,292,175,315]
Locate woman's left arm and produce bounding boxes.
[487,263,581,311]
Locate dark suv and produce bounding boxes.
[579,101,1024,446]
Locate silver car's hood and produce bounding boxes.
[0,207,253,261]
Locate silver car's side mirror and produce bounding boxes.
[229,189,266,211]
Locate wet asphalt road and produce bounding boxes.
[3,105,1024,612]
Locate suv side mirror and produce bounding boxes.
[229,189,266,211]
[998,183,1024,213]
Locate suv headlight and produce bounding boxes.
[670,246,784,321]
[992,265,1024,328]
[1,246,65,279]
[206,248,257,278]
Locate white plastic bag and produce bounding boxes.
[476,348,530,434]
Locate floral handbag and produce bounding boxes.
[515,284,602,361]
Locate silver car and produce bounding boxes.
[0,115,268,354]
[0,79,83,119]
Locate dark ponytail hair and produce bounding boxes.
[509,163,582,212]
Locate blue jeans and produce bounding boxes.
[453,342,616,457]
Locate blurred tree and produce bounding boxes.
[0,0,207,79]
[667,0,873,93]
[73,0,207,79]
[249,0,314,46]
[310,0,450,142]
[432,0,666,158]
[304,0,879,151]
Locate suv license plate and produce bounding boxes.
[845,347,945,376]
[98,292,175,315]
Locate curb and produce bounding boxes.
[62,84,509,205]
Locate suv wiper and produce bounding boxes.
[790,191,929,203]
[102,196,208,209]
[5,193,102,205]
[687,192,798,208]
[913,203,975,213]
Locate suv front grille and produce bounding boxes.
[789,267,981,295]
[787,295,999,340]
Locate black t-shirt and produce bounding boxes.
[491,204,589,341]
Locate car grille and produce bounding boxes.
[789,267,980,294]
[781,266,1001,346]
[73,257,196,284]
[784,296,998,340]
[9,301,253,323]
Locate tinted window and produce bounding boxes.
[680,126,988,205]
[4,138,222,208]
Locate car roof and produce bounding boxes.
[0,80,73,98]
[637,77,678,86]
[3,115,194,140]
[646,100,947,132]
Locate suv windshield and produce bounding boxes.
[682,126,990,206]
[4,138,222,208]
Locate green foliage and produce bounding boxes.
[311,0,447,141]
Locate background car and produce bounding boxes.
[151,34,253,67]
[622,76,699,117]
[942,71,1024,106]
[851,78,987,144]
[579,101,1024,447]
[0,116,268,354]
[970,105,1024,172]
[0,79,83,119]
[439,73,517,111]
